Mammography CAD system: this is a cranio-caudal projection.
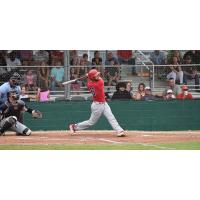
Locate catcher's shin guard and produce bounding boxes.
[0,116,17,135]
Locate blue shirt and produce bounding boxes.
[0,82,21,104]
[51,67,64,82]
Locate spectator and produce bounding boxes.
[182,55,199,88]
[92,51,102,66]
[33,50,49,65]
[134,83,146,100]
[117,50,136,75]
[38,61,50,90]
[6,51,22,72]
[112,82,132,100]
[19,85,30,101]
[167,50,182,64]
[50,50,64,65]
[105,51,119,65]
[19,50,33,66]
[70,50,79,66]
[36,87,50,102]
[79,53,91,77]
[24,70,37,91]
[163,78,181,97]
[142,86,156,101]
[150,50,166,65]
[165,89,176,100]
[167,56,183,84]
[80,53,91,66]
[91,51,104,74]
[70,68,80,94]
[177,85,193,100]
[183,50,200,64]
[105,60,120,86]
[126,81,134,99]
[0,51,7,76]
[50,61,64,91]
[0,51,7,67]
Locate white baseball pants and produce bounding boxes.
[75,102,123,133]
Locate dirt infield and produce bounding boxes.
[1,130,200,145]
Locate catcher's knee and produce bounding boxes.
[0,116,17,134]
[7,116,17,125]
[22,128,32,136]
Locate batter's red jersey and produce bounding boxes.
[177,93,193,100]
[87,78,106,102]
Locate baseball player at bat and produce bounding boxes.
[69,69,126,137]
[0,90,42,136]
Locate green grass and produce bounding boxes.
[0,141,200,150]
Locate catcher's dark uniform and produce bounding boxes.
[0,98,42,136]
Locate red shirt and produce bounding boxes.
[177,93,193,100]
[117,50,133,59]
[87,78,105,102]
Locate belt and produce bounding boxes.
[93,101,105,104]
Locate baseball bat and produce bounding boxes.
[62,75,87,85]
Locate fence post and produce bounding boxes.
[152,64,155,89]
[64,50,70,99]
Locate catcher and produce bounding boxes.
[0,90,42,136]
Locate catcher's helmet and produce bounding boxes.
[182,85,188,91]
[88,69,100,79]
[7,90,19,101]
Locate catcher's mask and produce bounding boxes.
[7,91,20,103]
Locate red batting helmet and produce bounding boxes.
[88,69,100,79]
[182,85,188,91]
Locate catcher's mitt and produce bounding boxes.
[32,110,42,119]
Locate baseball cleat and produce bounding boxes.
[117,131,126,137]
[69,124,76,134]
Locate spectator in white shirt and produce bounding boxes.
[6,51,21,72]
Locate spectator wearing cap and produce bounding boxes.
[163,78,181,98]
[134,83,146,100]
[142,86,156,101]
[177,85,193,100]
[0,72,21,104]
[112,82,132,100]
[164,89,176,100]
